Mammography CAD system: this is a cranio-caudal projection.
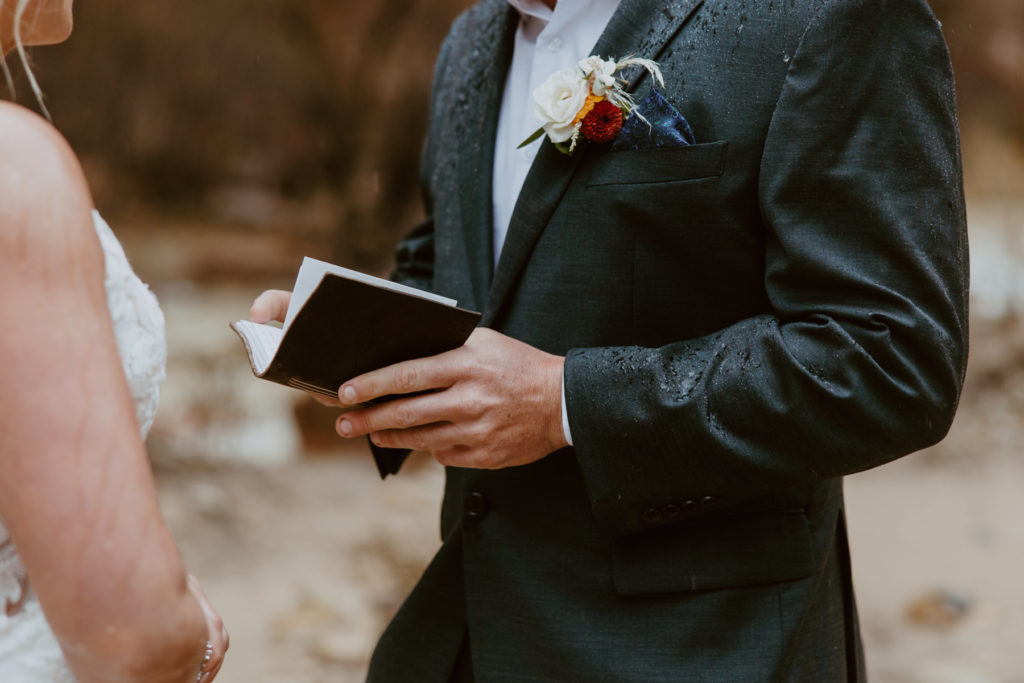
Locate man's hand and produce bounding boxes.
[249,289,292,325]
[336,327,568,469]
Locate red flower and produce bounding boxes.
[580,100,623,143]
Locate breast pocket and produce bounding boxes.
[578,139,741,249]
[585,140,729,187]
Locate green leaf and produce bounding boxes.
[517,127,546,148]
[553,141,573,155]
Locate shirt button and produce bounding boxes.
[465,492,489,520]
[547,36,563,52]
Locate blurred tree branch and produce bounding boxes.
[4,0,1019,274]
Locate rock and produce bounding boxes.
[185,480,231,519]
[905,589,973,629]
[272,598,341,639]
[310,628,372,666]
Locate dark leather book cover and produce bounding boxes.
[232,273,480,398]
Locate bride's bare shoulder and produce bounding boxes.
[0,102,94,248]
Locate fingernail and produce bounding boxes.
[342,385,357,403]
[338,419,352,436]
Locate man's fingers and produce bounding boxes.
[337,393,455,438]
[339,354,455,405]
[250,289,292,324]
[434,445,481,468]
[366,421,465,453]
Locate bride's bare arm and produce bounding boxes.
[0,104,215,681]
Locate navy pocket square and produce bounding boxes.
[611,89,695,151]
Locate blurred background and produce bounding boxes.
[5,0,1024,680]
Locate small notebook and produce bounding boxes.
[231,257,481,398]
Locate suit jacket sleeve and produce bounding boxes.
[564,0,969,537]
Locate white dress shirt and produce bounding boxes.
[493,0,622,265]
[493,0,622,447]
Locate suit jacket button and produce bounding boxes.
[662,503,681,519]
[465,492,488,520]
[642,508,662,524]
[700,495,719,505]
[682,499,697,510]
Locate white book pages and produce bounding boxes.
[283,256,456,330]
[232,320,284,375]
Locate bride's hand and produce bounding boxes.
[188,575,228,682]
[249,289,344,407]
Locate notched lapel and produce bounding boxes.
[595,0,706,94]
[483,0,706,326]
[452,1,517,313]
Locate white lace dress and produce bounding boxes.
[0,212,167,681]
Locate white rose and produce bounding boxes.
[578,56,618,96]
[532,67,589,143]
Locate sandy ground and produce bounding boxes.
[157,452,444,683]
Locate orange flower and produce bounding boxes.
[572,93,604,126]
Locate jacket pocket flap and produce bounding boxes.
[586,140,728,187]
[612,510,815,595]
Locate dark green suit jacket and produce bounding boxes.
[368,0,968,680]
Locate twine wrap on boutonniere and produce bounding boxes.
[520,55,664,155]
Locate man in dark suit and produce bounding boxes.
[331,0,969,679]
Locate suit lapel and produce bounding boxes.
[482,0,705,326]
[594,0,706,95]
[453,2,517,313]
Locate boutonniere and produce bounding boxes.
[520,55,664,156]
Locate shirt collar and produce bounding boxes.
[507,0,593,22]
[506,0,554,21]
